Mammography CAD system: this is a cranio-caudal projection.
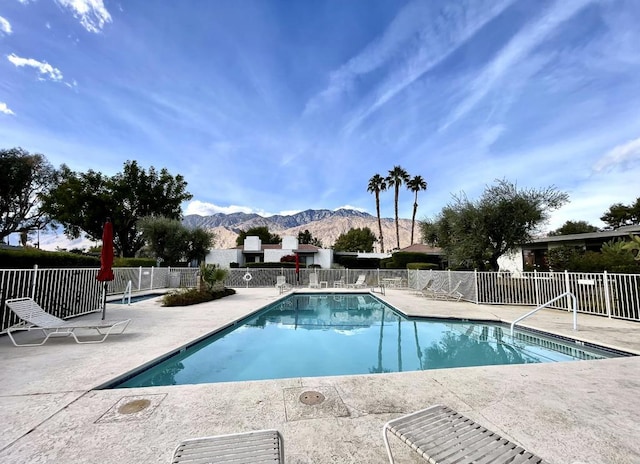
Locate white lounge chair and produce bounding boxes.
[383,404,547,464]
[434,280,463,301]
[275,276,292,293]
[308,273,321,289]
[171,429,284,463]
[347,274,367,288]
[4,297,131,347]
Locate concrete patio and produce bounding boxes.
[1,288,639,463]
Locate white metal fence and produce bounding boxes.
[2,266,639,333]
[0,266,199,333]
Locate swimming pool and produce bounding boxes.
[109,292,165,304]
[107,293,628,388]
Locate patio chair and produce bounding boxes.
[4,297,131,347]
[434,280,463,301]
[347,274,367,288]
[275,276,292,294]
[308,272,321,289]
[383,404,547,464]
[417,280,443,298]
[171,429,284,463]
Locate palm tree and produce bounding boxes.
[367,174,387,252]
[386,166,410,250]
[407,175,428,244]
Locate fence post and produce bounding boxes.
[474,269,479,304]
[564,270,571,311]
[150,267,154,290]
[138,266,142,291]
[31,264,39,300]
[534,269,540,306]
[603,270,611,318]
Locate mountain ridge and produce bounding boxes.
[183,208,415,250]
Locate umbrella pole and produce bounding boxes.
[101,282,108,320]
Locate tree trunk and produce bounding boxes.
[410,191,418,244]
[395,187,400,249]
[376,192,385,253]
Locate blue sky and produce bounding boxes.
[2,0,640,236]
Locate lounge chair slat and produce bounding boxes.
[171,429,283,463]
[383,404,548,464]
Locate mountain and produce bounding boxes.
[183,209,416,250]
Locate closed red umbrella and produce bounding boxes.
[96,219,114,320]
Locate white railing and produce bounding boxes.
[0,266,199,333]
[122,280,132,305]
[510,292,578,337]
[2,266,639,333]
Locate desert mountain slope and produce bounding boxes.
[184,209,416,250]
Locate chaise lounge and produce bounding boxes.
[171,429,284,463]
[383,404,547,464]
[4,297,131,347]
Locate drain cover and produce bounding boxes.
[118,398,151,414]
[299,390,325,405]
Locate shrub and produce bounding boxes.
[114,257,156,267]
[0,247,100,268]
[245,262,298,268]
[199,264,228,291]
[162,287,236,306]
[229,262,239,268]
[407,262,439,270]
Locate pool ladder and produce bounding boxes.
[122,280,132,305]
[510,291,577,337]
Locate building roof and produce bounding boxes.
[397,243,443,255]
[529,225,640,244]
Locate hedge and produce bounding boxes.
[0,248,100,268]
[407,262,439,270]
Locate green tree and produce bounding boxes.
[185,227,215,264]
[600,198,640,228]
[236,226,281,246]
[406,175,427,245]
[138,216,214,265]
[0,148,58,242]
[549,220,599,236]
[137,216,186,265]
[41,160,192,257]
[367,174,387,253]
[333,227,377,252]
[422,179,568,270]
[297,229,322,247]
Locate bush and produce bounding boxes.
[114,257,156,267]
[162,287,236,306]
[229,262,239,268]
[333,255,380,269]
[391,252,434,268]
[0,247,100,268]
[407,262,439,270]
[245,262,299,268]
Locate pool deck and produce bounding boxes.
[1,288,639,463]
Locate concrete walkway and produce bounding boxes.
[1,288,639,463]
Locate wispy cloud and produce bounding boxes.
[0,102,15,115]
[7,53,64,81]
[54,0,112,33]
[0,16,12,35]
[440,0,593,131]
[593,137,640,173]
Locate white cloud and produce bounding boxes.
[185,200,254,216]
[7,53,64,81]
[441,0,593,131]
[0,102,15,115]
[55,0,112,33]
[0,16,12,35]
[593,136,640,172]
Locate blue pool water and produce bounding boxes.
[110,292,165,304]
[109,293,627,388]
